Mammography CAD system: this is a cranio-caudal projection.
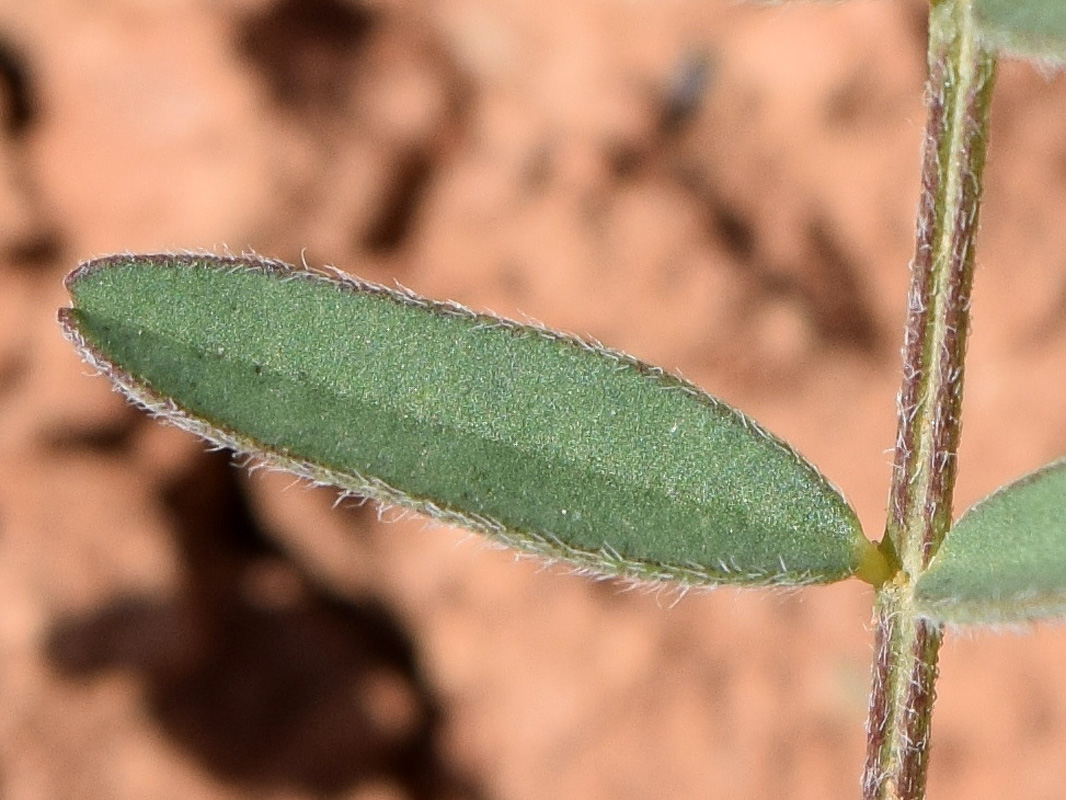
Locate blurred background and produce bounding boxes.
[2,0,1066,797]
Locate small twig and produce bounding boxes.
[862,1,997,798]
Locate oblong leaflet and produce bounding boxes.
[61,253,877,588]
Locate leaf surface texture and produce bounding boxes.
[916,458,1066,623]
[61,254,877,588]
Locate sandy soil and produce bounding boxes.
[2,1,1066,798]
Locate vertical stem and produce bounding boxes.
[862,2,996,799]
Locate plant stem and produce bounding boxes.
[861,2,996,799]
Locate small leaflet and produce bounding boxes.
[915,458,1066,624]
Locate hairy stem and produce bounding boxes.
[862,2,996,798]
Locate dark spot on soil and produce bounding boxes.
[235,0,377,112]
[362,148,435,254]
[680,161,882,354]
[5,232,62,269]
[657,52,714,137]
[46,450,485,799]
[801,216,882,352]
[0,38,35,136]
[708,200,757,263]
[41,409,143,454]
[0,352,28,403]
[606,140,645,181]
[0,37,62,272]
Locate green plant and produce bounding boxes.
[56,1,1066,798]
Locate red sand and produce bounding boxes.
[2,1,1066,797]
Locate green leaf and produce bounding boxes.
[915,458,1066,624]
[60,253,882,588]
[973,0,1066,62]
